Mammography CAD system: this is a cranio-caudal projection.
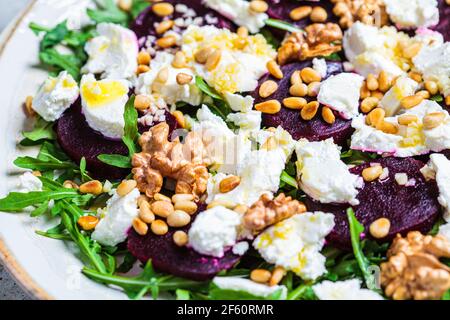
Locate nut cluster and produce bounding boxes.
[243,193,307,231]
[277,23,343,66]
[331,0,388,29]
[381,231,450,300]
[250,266,286,287]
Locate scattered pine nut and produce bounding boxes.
[283,97,307,110]
[152,2,174,17]
[133,217,149,236]
[171,110,186,128]
[154,193,172,202]
[219,175,241,193]
[400,95,424,109]
[267,60,283,79]
[156,35,177,48]
[322,106,335,124]
[249,0,269,13]
[117,180,137,197]
[151,200,174,218]
[369,218,391,239]
[269,266,285,286]
[137,65,150,74]
[134,95,152,110]
[156,19,174,34]
[151,219,169,235]
[259,80,279,98]
[423,112,445,130]
[167,210,191,227]
[139,201,155,224]
[176,73,193,85]
[300,67,321,83]
[205,49,222,71]
[137,51,151,65]
[173,230,189,247]
[398,114,419,126]
[366,74,379,91]
[360,97,379,114]
[172,194,194,203]
[310,7,327,22]
[290,6,312,21]
[80,181,103,195]
[77,216,99,231]
[300,101,319,120]
[250,269,271,284]
[174,201,198,215]
[424,81,439,95]
[194,47,215,64]
[366,108,385,127]
[255,100,281,114]
[362,165,383,182]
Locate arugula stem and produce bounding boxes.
[287,284,311,300]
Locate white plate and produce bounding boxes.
[0,0,130,300]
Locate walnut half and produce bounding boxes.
[243,193,307,231]
[132,122,209,200]
[380,231,450,300]
[331,0,389,29]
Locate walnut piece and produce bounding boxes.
[331,0,389,28]
[243,193,307,231]
[277,23,343,65]
[380,231,450,300]
[132,122,209,200]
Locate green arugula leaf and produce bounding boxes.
[39,48,82,80]
[208,283,285,300]
[287,284,316,300]
[87,0,129,25]
[264,19,302,33]
[260,28,281,49]
[116,252,137,273]
[40,21,69,50]
[22,118,56,142]
[430,94,444,102]
[79,157,93,182]
[30,201,49,217]
[38,141,70,162]
[122,96,140,157]
[323,52,342,61]
[131,0,151,19]
[280,170,298,189]
[0,190,79,212]
[98,154,132,168]
[195,76,223,100]
[28,22,50,35]
[14,156,77,171]
[176,289,191,300]
[341,149,378,165]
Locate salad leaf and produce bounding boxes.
[14,156,77,171]
[195,76,223,100]
[87,0,129,25]
[40,21,70,50]
[208,283,285,300]
[122,96,140,157]
[430,94,444,102]
[280,170,298,189]
[0,190,79,212]
[30,201,50,217]
[323,52,342,61]
[287,284,316,300]
[39,48,83,80]
[38,141,70,162]
[176,289,191,300]
[264,19,302,33]
[98,154,132,168]
[341,149,378,165]
[22,118,56,142]
[116,252,137,273]
[79,157,93,182]
[131,0,152,19]
[260,28,281,49]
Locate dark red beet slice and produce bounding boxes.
[127,205,241,281]
[56,101,179,180]
[432,0,450,41]
[131,0,235,44]
[253,60,353,144]
[305,157,441,250]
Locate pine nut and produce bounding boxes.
[176,73,193,85]
[234,205,249,215]
[174,201,198,215]
[289,83,308,97]
[156,35,177,48]
[172,51,187,68]
[152,2,174,17]
[151,219,169,235]
[156,66,169,83]
[134,95,152,110]
[310,7,328,22]
[237,26,249,38]
[250,269,271,284]
[219,175,241,193]
[360,97,379,113]
[117,180,137,197]
[398,114,419,126]
[32,171,42,177]
[360,81,371,99]
[172,194,194,203]
[171,110,185,128]
[333,2,347,16]
[290,6,312,20]
[369,218,391,239]
[156,19,174,34]
[261,136,277,151]
[307,81,321,97]
[137,195,150,207]
[154,193,171,202]
[139,201,155,224]
[267,60,283,79]
[194,47,215,64]
[24,96,35,117]
[205,49,222,71]
[173,230,189,247]
[137,51,151,65]
[207,200,236,209]
[400,95,423,109]
[423,112,445,130]
[301,101,319,120]
[378,71,391,92]
[366,74,379,91]
[283,97,307,109]
[416,90,430,99]
[137,65,150,74]
[151,200,174,218]
[77,216,99,231]
[322,106,335,124]
[249,0,268,13]
[259,80,279,98]
[424,81,439,95]
[63,180,79,189]
[408,71,422,83]
[376,121,398,134]
[255,100,281,114]
[290,70,302,85]
[362,165,383,182]
[167,210,191,227]
[80,180,103,195]
[269,266,285,286]
[402,43,422,59]
[300,67,321,83]
[446,96,450,106]
[118,0,132,11]
[133,217,149,236]
[371,90,384,100]
[366,108,385,127]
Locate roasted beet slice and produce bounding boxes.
[432,0,450,41]
[127,206,241,281]
[56,101,179,180]
[305,157,441,250]
[253,60,353,144]
[131,0,235,43]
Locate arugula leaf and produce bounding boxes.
[116,252,137,273]
[430,94,444,102]
[79,157,93,182]
[176,289,191,300]
[28,22,50,35]
[40,21,69,50]
[323,52,342,61]
[122,96,140,157]
[287,284,316,300]
[265,19,302,33]
[38,141,70,162]
[22,118,56,142]
[341,149,378,165]
[98,154,132,168]
[280,170,298,189]
[30,201,49,217]
[0,190,79,212]
[131,0,151,19]
[14,156,77,171]
[87,0,129,25]
[39,48,82,80]
[209,283,285,300]
[260,28,281,49]
[195,76,223,100]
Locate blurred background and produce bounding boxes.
[0,0,33,300]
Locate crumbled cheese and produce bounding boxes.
[312,58,328,78]
[295,139,362,205]
[203,0,268,33]
[212,277,287,299]
[232,241,249,256]
[379,167,390,181]
[82,23,138,80]
[313,279,384,300]
[91,188,140,246]
[32,71,79,122]
[426,154,450,221]
[188,206,241,257]
[254,212,335,280]
[317,73,364,119]
[226,110,262,132]
[395,173,409,185]
[384,0,439,29]
[380,76,420,117]
[16,172,43,193]
[439,222,450,242]
[224,92,254,113]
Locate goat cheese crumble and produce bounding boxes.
[16,172,43,193]
[254,212,335,280]
[380,76,420,117]
[424,154,450,221]
[312,58,328,78]
[212,277,287,299]
[384,0,439,29]
[313,279,384,300]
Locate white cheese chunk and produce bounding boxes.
[232,241,249,256]
[312,58,328,78]
[380,76,420,117]
[224,92,254,113]
[313,279,384,300]
[427,154,450,221]
[188,206,241,257]
[439,223,450,242]
[254,212,335,280]
[203,0,268,33]
[212,277,287,299]
[226,110,262,131]
[317,73,364,119]
[92,188,140,246]
[82,23,138,80]
[395,173,409,185]
[32,71,79,122]
[384,0,439,29]
[16,172,43,193]
[295,139,362,205]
